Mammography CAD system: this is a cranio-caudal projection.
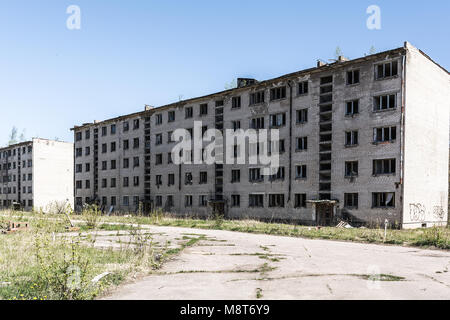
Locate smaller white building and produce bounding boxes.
[0,138,74,211]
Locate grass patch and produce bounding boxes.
[0,209,181,300]
[3,210,449,249]
[104,214,450,250]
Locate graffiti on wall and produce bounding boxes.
[408,203,446,222]
[433,206,445,220]
[409,203,426,222]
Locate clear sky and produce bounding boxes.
[0,0,449,146]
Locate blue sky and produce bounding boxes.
[0,0,449,146]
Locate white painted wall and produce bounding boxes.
[32,138,74,211]
[403,43,450,228]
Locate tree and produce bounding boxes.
[334,46,343,59]
[8,127,18,145]
[224,79,237,90]
[8,126,26,146]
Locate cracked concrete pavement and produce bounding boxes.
[102,225,450,300]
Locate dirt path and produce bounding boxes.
[102,225,450,300]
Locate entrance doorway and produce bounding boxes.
[316,204,334,226]
[210,202,225,217]
[307,200,338,226]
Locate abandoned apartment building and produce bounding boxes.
[0,138,74,211]
[71,42,449,229]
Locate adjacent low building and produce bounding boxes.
[72,42,449,228]
[0,138,74,211]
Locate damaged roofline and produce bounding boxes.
[71,42,448,131]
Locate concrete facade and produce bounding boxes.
[72,42,449,228]
[0,138,74,211]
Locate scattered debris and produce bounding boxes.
[336,220,353,229]
[1,221,29,234]
[65,226,80,232]
[91,272,111,284]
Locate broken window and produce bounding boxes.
[155,114,163,125]
[373,94,396,111]
[155,154,162,165]
[133,119,139,130]
[373,126,396,143]
[168,173,175,186]
[75,132,82,142]
[232,120,241,131]
[250,117,265,129]
[372,192,395,208]
[269,139,285,154]
[155,134,162,145]
[249,168,263,182]
[296,137,308,151]
[296,109,308,123]
[345,100,359,116]
[249,90,265,105]
[155,196,162,207]
[199,171,208,184]
[168,111,175,122]
[231,169,240,183]
[185,195,193,207]
[269,113,286,128]
[295,165,307,179]
[345,161,358,177]
[269,167,285,181]
[345,131,358,146]
[123,177,129,187]
[270,86,286,101]
[167,131,174,143]
[298,81,308,95]
[373,159,396,175]
[294,194,307,208]
[249,194,264,207]
[185,107,193,118]
[155,175,162,186]
[133,138,139,149]
[231,96,241,109]
[133,156,140,167]
[375,60,398,79]
[231,195,240,207]
[344,193,358,208]
[347,69,360,85]
[185,172,193,185]
[199,103,208,116]
[269,194,285,207]
[167,195,174,207]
